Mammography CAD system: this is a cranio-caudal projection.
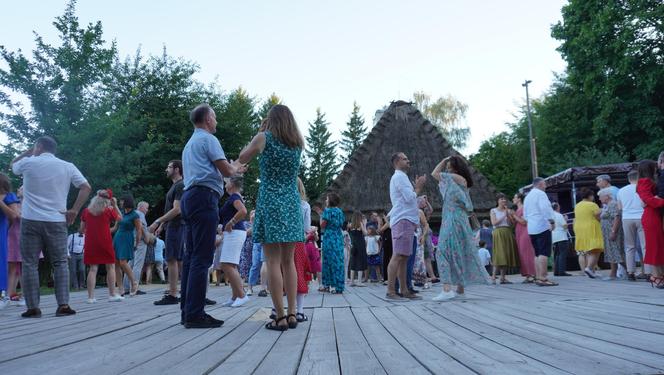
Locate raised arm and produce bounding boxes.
[238,132,266,165]
[431,158,448,182]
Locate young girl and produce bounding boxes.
[306,228,322,284]
[293,178,312,322]
[365,226,382,282]
[348,211,368,287]
[82,190,123,303]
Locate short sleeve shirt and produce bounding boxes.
[182,128,226,197]
[220,193,246,230]
[12,153,87,222]
[164,180,185,227]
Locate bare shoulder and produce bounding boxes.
[450,173,467,187]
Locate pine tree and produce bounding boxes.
[339,101,367,163]
[303,108,338,201]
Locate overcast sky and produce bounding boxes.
[1,0,567,154]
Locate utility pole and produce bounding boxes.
[522,80,538,179]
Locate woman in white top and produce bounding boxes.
[551,202,571,276]
[490,193,519,283]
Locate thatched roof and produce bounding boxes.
[319,101,497,217]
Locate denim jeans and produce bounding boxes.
[180,186,219,322]
[248,243,263,286]
[552,240,569,275]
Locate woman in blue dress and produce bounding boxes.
[239,105,305,331]
[112,195,142,296]
[318,193,345,293]
[431,156,490,301]
[0,174,20,300]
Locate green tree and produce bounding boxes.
[257,93,281,122]
[413,91,470,149]
[551,0,664,159]
[339,101,367,163]
[303,108,338,201]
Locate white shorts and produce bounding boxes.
[220,230,247,265]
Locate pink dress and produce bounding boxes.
[305,233,322,273]
[515,207,536,276]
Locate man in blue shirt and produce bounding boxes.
[180,103,245,329]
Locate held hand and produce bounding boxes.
[148,222,159,233]
[155,223,163,237]
[230,159,247,174]
[225,222,233,233]
[61,209,78,225]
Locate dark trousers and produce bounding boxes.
[553,240,569,275]
[396,236,417,293]
[180,187,219,322]
[69,253,85,289]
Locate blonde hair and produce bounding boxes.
[265,104,305,149]
[297,177,307,201]
[88,190,110,216]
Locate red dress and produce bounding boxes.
[82,207,121,265]
[294,242,312,294]
[636,178,664,266]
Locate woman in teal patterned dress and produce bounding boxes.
[239,105,305,331]
[431,156,490,302]
[319,193,345,293]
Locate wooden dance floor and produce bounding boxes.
[1,275,663,375]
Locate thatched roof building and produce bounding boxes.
[318,101,497,222]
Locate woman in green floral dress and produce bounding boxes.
[239,105,305,331]
[319,193,345,293]
[431,156,490,302]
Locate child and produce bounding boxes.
[477,240,492,275]
[365,226,382,282]
[348,211,368,286]
[305,228,322,284]
[475,220,493,255]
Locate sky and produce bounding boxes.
[0,0,568,155]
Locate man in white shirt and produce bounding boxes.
[66,229,85,290]
[596,174,619,200]
[523,177,557,286]
[617,170,648,280]
[386,152,425,300]
[11,136,91,318]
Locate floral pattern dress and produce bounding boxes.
[321,207,345,292]
[600,201,624,263]
[238,222,253,279]
[436,173,490,286]
[253,131,304,244]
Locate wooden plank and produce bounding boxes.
[485,299,664,356]
[339,288,371,308]
[123,306,263,374]
[254,308,313,375]
[321,292,349,308]
[407,304,565,374]
[445,302,663,373]
[370,307,475,375]
[352,308,430,375]
[333,307,386,374]
[296,308,341,375]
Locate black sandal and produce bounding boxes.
[296,312,308,322]
[265,315,289,331]
[287,314,298,329]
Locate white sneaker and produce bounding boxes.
[10,297,26,306]
[221,298,235,307]
[432,290,456,302]
[231,295,250,307]
[108,295,124,302]
[86,298,97,304]
[584,268,597,279]
[246,288,253,296]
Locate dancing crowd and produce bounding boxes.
[2,103,663,330]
